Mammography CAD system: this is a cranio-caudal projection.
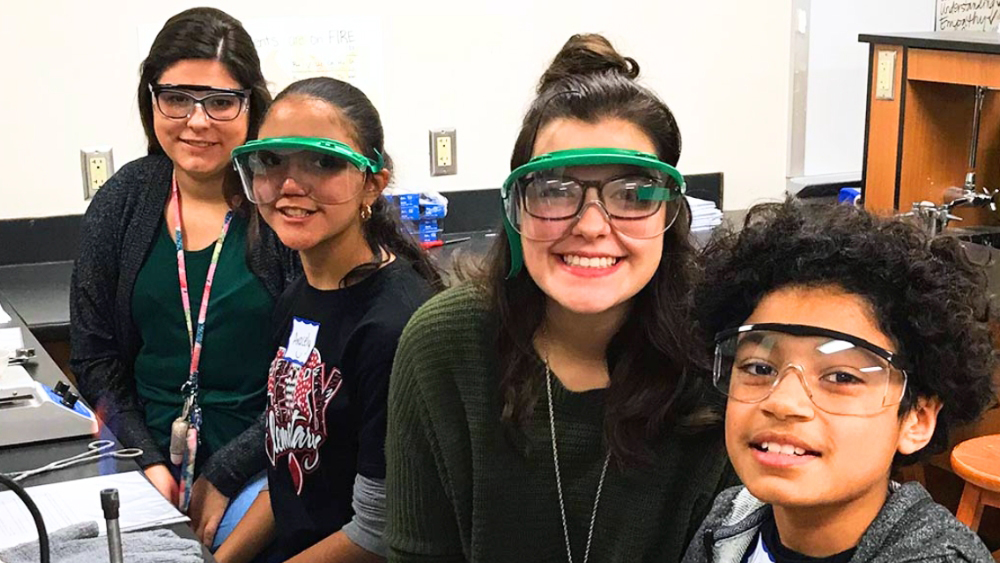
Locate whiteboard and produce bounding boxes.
[243,17,384,107]
[802,0,935,177]
[137,16,385,107]
[937,0,1000,31]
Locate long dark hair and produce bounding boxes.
[138,7,271,212]
[483,34,717,466]
[271,77,443,289]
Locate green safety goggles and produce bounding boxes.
[500,148,686,278]
[232,137,384,205]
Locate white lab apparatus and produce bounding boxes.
[0,360,99,447]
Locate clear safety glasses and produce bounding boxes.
[713,323,909,416]
[500,148,685,276]
[232,137,383,205]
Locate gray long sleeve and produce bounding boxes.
[342,475,387,556]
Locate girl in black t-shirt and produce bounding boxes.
[215,77,441,563]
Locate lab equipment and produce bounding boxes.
[0,364,99,447]
[386,189,450,246]
[0,472,189,551]
[902,190,998,237]
[6,441,142,483]
[0,364,100,447]
[7,348,36,366]
[101,489,124,563]
[0,472,49,563]
[421,236,471,249]
[838,187,861,205]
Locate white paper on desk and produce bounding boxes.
[0,303,10,324]
[0,327,23,352]
[0,471,189,549]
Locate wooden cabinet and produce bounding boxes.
[860,32,1000,227]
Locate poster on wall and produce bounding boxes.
[137,16,385,107]
[936,0,1000,31]
[243,17,384,106]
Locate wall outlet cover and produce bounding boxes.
[429,129,457,176]
[81,148,114,200]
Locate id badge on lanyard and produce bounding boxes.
[166,174,233,512]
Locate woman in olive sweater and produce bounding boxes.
[385,34,734,563]
[70,8,297,550]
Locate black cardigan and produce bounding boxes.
[70,154,300,496]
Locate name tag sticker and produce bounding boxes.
[286,317,320,366]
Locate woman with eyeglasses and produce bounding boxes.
[385,34,734,563]
[70,7,297,551]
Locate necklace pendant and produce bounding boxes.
[545,363,610,563]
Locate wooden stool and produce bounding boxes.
[951,434,1000,561]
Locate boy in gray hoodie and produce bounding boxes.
[684,201,997,563]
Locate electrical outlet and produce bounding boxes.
[437,136,452,167]
[429,129,457,176]
[81,148,114,200]
[876,50,896,100]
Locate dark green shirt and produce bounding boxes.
[386,283,734,563]
[132,215,274,472]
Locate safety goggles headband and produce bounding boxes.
[500,148,685,278]
[231,136,384,174]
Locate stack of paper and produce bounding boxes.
[688,196,724,232]
[0,471,189,549]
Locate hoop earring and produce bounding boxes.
[360,204,373,221]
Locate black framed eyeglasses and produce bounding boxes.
[149,83,250,122]
[712,323,909,416]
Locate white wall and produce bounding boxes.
[802,0,935,176]
[0,0,792,219]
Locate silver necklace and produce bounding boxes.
[545,363,611,563]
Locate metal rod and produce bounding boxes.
[968,86,987,174]
[101,488,124,563]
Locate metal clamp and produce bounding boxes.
[7,348,36,366]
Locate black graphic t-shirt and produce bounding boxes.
[265,258,432,555]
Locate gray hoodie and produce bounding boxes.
[681,482,992,563]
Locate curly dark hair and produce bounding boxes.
[695,199,997,465]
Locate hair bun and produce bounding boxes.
[538,34,640,93]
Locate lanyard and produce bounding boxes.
[171,174,234,429]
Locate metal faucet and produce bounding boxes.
[903,189,998,236]
[903,85,998,237]
[903,201,950,237]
